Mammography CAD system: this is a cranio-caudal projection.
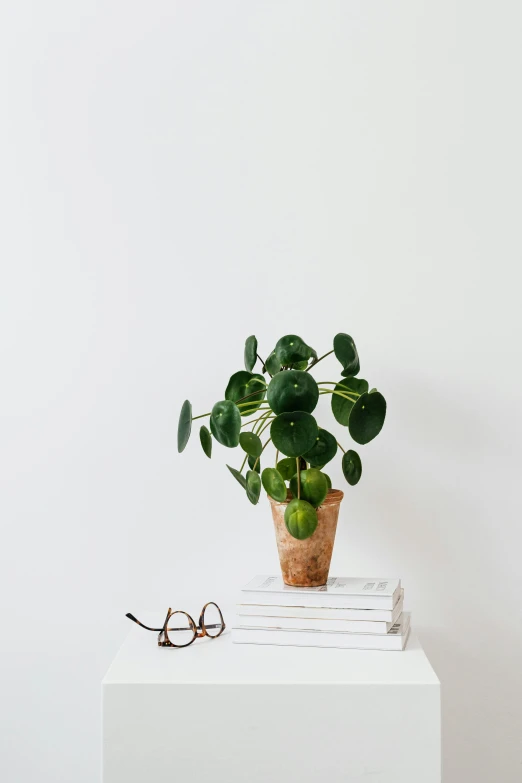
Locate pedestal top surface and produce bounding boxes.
[103,610,439,686]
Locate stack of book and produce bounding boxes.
[232,575,410,651]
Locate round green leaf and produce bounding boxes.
[331,377,369,425]
[334,333,360,376]
[303,428,337,467]
[276,457,298,481]
[348,392,387,445]
[271,412,318,458]
[244,335,258,372]
[274,335,316,366]
[323,472,332,489]
[290,360,309,371]
[199,425,212,458]
[267,370,319,415]
[289,468,328,508]
[210,400,241,447]
[246,470,261,505]
[261,468,287,502]
[338,376,369,395]
[264,351,281,376]
[248,454,261,473]
[284,498,318,540]
[227,464,246,489]
[342,449,362,485]
[177,399,192,453]
[239,431,263,458]
[225,371,266,417]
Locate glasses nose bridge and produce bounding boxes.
[188,613,205,637]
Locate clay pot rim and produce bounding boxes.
[268,488,344,507]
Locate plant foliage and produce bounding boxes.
[178,333,386,539]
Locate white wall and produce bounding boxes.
[1,2,521,781]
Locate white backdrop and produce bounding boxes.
[1,2,521,781]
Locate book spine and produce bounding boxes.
[236,598,403,623]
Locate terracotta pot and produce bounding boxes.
[268,489,344,587]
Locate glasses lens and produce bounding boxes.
[165,611,196,647]
[203,603,224,637]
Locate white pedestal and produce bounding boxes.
[102,616,440,783]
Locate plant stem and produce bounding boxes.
[319,389,357,403]
[235,389,268,404]
[252,437,272,472]
[317,381,361,396]
[296,458,301,499]
[257,353,272,377]
[336,440,346,454]
[240,414,274,473]
[275,449,279,468]
[254,410,274,434]
[241,415,271,428]
[306,349,334,372]
[257,416,274,438]
[254,410,270,430]
[319,389,356,402]
[193,398,271,420]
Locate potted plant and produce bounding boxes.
[178,333,386,586]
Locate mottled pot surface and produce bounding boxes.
[269,489,344,587]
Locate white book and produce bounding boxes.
[232,613,411,651]
[237,589,404,624]
[235,611,403,634]
[240,575,401,610]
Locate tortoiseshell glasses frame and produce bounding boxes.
[125,602,225,648]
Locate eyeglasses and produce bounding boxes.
[125,602,225,648]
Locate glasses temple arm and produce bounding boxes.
[125,613,164,632]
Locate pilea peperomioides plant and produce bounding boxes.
[178,334,386,542]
